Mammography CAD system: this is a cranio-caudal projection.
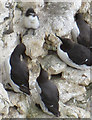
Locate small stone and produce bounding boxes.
[45,33,61,50]
[40,54,66,75]
[22,35,46,59]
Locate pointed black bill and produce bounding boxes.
[55,33,61,39]
[55,33,64,43]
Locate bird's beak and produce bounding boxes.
[55,33,64,43]
[55,33,61,39]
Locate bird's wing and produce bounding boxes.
[40,81,59,106]
[11,62,29,87]
[68,44,90,65]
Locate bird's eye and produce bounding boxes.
[33,15,35,17]
[50,105,53,107]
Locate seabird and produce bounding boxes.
[72,13,92,51]
[23,8,40,36]
[35,64,60,117]
[55,34,92,70]
[5,43,30,95]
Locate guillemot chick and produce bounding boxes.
[23,8,39,36]
[55,34,92,70]
[35,64,60,117]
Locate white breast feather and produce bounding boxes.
[4,56,21,93]
[24,16,39,29]
[71,22,80,43]
[35,82,53,116]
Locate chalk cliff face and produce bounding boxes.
[0,0,91,119]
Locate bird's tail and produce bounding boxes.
[19,85,30,95]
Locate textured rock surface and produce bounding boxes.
[54,78,86,103]
[22,35,46,59]
[62,67,91,86]
[0,0,92,119]
[8,92,31,116]
[0,83,10,118]
[40,54,66,75]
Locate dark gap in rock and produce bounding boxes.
[3,29,14,35]
[5,83,17,93]
[13,105,18,110]
[65,97,75,105]
[4,17,10,21]
[5,83,13,91]
[5,88,13,92]
[48,50,57,56]
[35,103,42,110]
[85,83,92,100]
[51,73,62,79]
[8,83,12,87]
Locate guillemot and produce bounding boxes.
[72,13,92,51]
[5,43,30,95]
[55,34,92,70]
[35,64,60,117]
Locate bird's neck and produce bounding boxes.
[60,43,73,52]
[37,72,48,84]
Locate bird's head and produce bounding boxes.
[14,43,26,55]
[40,64,48,79]
[25,8,36,17]
[55,34,74,51]
[74,13,83,21]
